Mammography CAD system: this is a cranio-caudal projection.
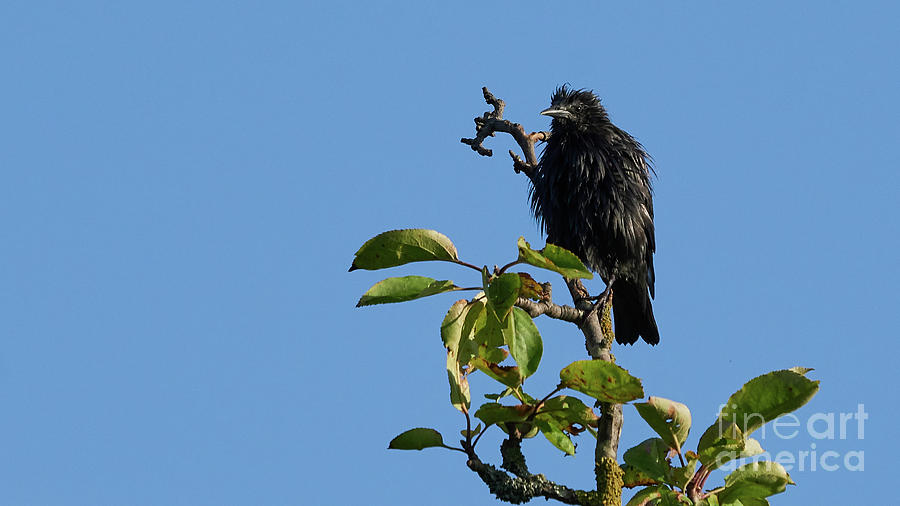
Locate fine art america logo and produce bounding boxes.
[714,404,867,472]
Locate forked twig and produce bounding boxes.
[460,87,550,180]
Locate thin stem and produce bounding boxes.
[464,404,473,448]
[472,424,491,449]
[528,384,565,421]
[497,259,521,274]
[454,259,485,273]
[676,449,686,468]
[685,464,711,502]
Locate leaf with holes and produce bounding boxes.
[634,397,691,455]
[559,360,644,403]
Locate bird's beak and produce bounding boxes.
[540,107,575,120]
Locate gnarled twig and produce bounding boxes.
[460,87,550,180]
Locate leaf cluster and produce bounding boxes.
[621,370,819,505]
[353,230,626,455]
[350,229,821,506]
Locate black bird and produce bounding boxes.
[530,86,659,345]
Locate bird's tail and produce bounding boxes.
[611,280,659,345]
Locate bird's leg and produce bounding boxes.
[581,276,615,328]
[568,278,592,302]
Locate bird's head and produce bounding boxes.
[540,86,608,129]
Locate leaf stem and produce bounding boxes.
[453,259,485,273]
[528,384,565,421]
[497,259,521,274]
[472,424,491,448]
[676,449,686,468]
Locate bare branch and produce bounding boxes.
[514,281,583,322]
[515,297,583,323]
[461,87,550,180]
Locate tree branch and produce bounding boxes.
[461,87,550,180]
[500,435,530,478]
[514,281,584,323]
[515,297,583,323]
[466,455,597,505]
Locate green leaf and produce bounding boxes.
[666,452,699,490]
[349,229,458,271]
[704,495,770,506]
[717,461,793,504]
[623,438,670,482]
[478,343,508,364]
[447,349,471,412]
[502,307,543,380]
[625,486,689,506]
[696,495,722,506]
[517,272,546,301]
[740,439,765,460]
[537,395,600,429]
[441,298,485,366]
[534,417,575,455]
[516,237,593,280]
[718,369,819,436]
[441,299,469,350]
[625,485,666,506]
[473,403,531,426]
[559,360,644,403]
[471,356,522,388]
[719,498,768,506]
[474,309,504,351]
[658,491,692,505]
[697,421,745,469]
[461,423,482,438]
[357,276,457,306]
[634,397,691,454]
[486,272,521,320]
[470,296,504,351]
[498,422,540,439]
[697,418,765,471]
[442,296,503,369]
[388,428,446,450]
[621,464,662,489]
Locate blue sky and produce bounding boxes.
[1,1,898,504]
